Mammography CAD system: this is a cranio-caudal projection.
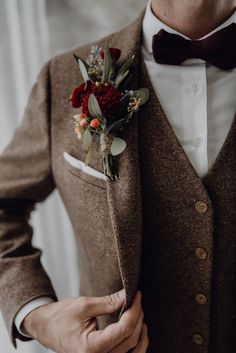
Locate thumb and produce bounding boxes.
[81,289,126,318]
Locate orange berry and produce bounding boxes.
[79,113,87,119]
[90,118,101,129]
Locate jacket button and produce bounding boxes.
[195,201,208,213]
[194,247,208,260]
[192,333,204,345]
[195,293,207,305]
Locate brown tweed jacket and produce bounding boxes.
[2,7,236,352]
[0,11,146,347]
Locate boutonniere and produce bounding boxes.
[69,43,149,181]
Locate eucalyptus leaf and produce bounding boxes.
[73,54,89,70]
[88,94,102,117]
[114,70,130,89]
[79,59,90,82]
[118,72,134,92]
[111,137,127,156]
[115,55,135,85]
[133,88,150,106]
[104,118,126,136]
[85,142,93,165]
[82,128,92,151]
[103,41,112,82]
[102,153,119,180]
[108,63,116,81]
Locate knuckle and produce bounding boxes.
[105,294,117,307]
[123,322,134,337]
[81,332,99,353]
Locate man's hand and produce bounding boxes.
[22,290,149,353]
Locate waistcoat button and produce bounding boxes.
[195,201,208,213]
[194,247,208,260]
[195,293,207,305]
[192,333,204,345]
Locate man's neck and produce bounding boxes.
[151,0,236,39]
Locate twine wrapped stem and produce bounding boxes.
[100,133,119,180]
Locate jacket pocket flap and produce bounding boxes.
[63,152,107,180]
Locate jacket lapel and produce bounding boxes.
[103,11,145,313]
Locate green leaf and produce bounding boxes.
[85,142,93,165]
[114,70,130,89]
[133,88,150,106]
[103,41,112,82]
[115,55,135,86]
[108,63,116,81]
[82,128,92,151]
[73,54,89,70]
[102,153,119,180]
[79,59,90,82]
[111,137,126,156]
[104,118,126,136]
[88,94,102,117]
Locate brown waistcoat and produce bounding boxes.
[138,59,236,353]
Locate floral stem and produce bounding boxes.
[102,153,119,180]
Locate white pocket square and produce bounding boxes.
[63,152,107,181]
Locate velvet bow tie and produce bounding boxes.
[152,23,236,70]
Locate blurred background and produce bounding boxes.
[0,0,146,352]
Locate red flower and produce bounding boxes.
[100,47,121,62]
[82,83,121,118]
[70,81,121,118]
[70,81,92,108]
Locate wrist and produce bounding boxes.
[22,301,55,338]
[15,297,56,338]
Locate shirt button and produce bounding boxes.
[195,293,207,305]
[195,201,208,214]
[192,83,200,94]
[193,136,202,147]
[194,247,208,260]
[192,333,204,345]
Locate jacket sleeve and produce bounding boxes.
[0,59,58,348]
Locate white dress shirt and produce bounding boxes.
[15,0,236,338]
[142,0,236,179]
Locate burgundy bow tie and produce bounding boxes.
[152,23,236,70]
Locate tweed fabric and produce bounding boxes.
[0,8,236,353]
[137,52,236,352]
[0,11,145,347]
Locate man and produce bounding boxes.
[0,0,235,352]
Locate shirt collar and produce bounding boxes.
[142,0,236,54]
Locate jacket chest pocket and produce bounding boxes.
[63,151,107,190]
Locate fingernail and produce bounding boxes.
[117,288,126,301]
